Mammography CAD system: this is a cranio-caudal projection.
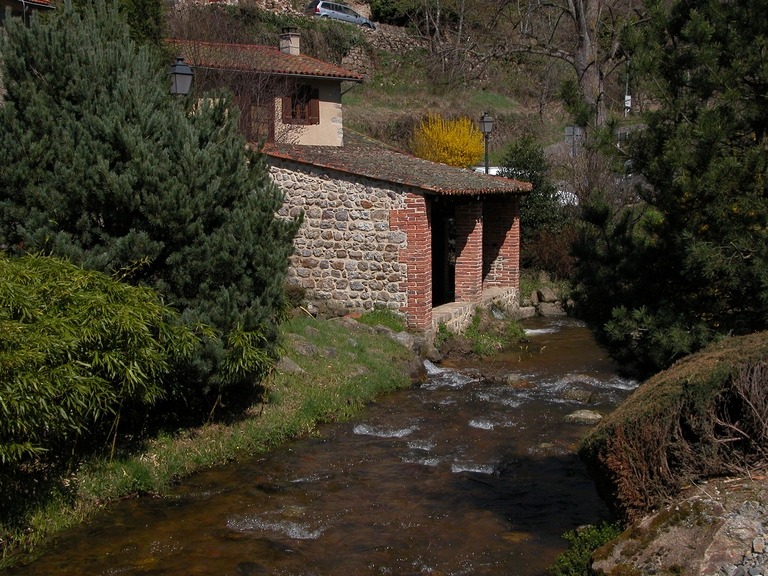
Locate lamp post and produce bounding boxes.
[168,56,193,96]
[479,111,494,174]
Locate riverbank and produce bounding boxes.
[578,330,768,575]
[0,314,416,570]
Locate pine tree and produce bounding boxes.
[571,0,768,375]
[0,1,300,394]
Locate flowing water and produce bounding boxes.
[13,317,637,576]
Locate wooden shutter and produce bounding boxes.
[282,96,293,123]
[308,89,320,125]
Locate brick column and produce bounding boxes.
[454,199,483,303]
[482,195,520,290]
[390,193,432,331]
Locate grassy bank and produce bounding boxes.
[1,314,415,569]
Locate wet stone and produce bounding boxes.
[560,387,596,403]
[236,561,267,575]
[564,410,603,424]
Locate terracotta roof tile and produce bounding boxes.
[263,144,532,195]
[10,0,52,7]
[166,39,363,82]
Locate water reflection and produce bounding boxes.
[13,317,636,576]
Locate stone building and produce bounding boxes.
[172,30,531,333]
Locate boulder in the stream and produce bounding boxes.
[564,409,603,425]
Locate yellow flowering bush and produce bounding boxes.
[410,113,484,168]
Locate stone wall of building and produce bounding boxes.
[270,159,413,318]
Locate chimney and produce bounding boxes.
[279,28,300,56]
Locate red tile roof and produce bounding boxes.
[6,0,52,7]
[263,144,532,195]
[166,39,364,82]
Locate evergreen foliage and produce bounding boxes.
[0,1,300,393]
[369,0,412,26]
[72,0,165,46]
[548,522,623,576]
[0,254,198,464]
[501,135,574,277]
[410,113,484,168]
[571,0,768,375]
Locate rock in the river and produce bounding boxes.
[539,301,567,316]
[560,387,596,403]
[514,306,537,320]
[506,373,537,389]
[537,286,559,303]
[564,409,603,424]
[408,357,428,385]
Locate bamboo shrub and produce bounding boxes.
[0,254,199,464]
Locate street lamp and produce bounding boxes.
[479,111,494,174]
[168,56,193,96]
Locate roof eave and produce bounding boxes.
[263,146,532,195]
[187,65,363,84]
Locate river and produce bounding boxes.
[12,316,637,576]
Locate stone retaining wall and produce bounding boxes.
[341,45,374,79]
[270,159,413,317]
[367,23,427,54]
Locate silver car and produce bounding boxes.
[305,1,376,29]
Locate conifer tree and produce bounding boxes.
[0,1,300,394]
[571,0,768,375]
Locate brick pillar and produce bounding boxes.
[390,193,432,331]
[454,199,483,303]
[482,195,520,290]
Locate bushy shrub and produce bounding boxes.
[0,254,198,464]
[410,113,484,168]
[548,522,622,576]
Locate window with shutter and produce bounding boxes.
[282,85,320,126]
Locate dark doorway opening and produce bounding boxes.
[431,198,455,306]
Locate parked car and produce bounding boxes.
[305,1,376,29]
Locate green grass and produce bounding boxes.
[470,91,521,111]
[358,306,405,332]
[464,307,526,357]
[0,316,414,569]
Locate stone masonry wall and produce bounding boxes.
[270,159,412,318]
[341,46,374,79]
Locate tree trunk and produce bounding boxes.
[571,0,606,125]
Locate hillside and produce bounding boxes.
[171,0,598,160]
